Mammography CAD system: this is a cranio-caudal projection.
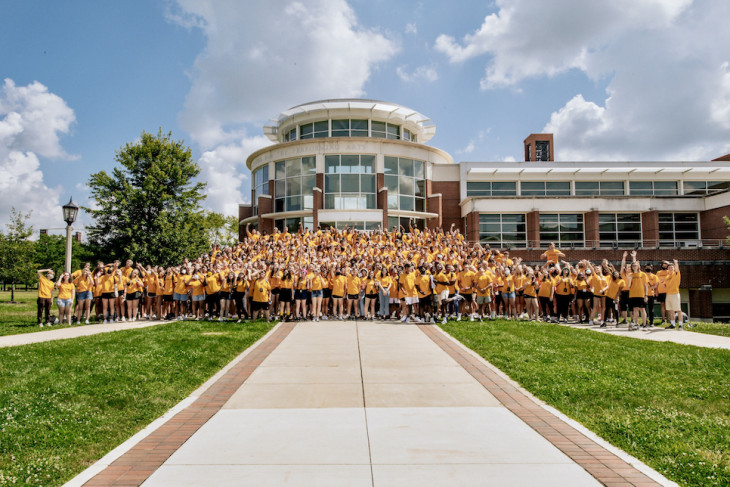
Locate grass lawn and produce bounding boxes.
[441,320,730,487]
[0,320,275,487]
[688,322,730,338]
[0,290,66,337]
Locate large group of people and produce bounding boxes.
[36,222,686,330]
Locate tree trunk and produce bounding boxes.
[11,282,15,303]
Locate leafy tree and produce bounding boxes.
[34,234,97,274]
[203,212,239,247]
[725,216,730,245]
[85,130,209,267]
[0,208,36,301]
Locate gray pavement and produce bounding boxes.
[0,319,168,348]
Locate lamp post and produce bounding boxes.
[62,197,79,274]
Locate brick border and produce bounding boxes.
[418,324,663,487]
[82,321,296,487]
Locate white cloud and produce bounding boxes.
[198,135,271,216]
[169,0,399,215]
[405,22,417,35]
[436,0,730,161]
[0,79,76,231]
[396,64,439,83]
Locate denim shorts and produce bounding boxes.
[174,292,188,301]
[311,290,323,298]
[57,298,73,307]
[77,290,93,300]
[192,294,205,302]
[503,291,516,299]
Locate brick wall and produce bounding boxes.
[427,194,443,230]
[431,181,462,232]
[238,205,253,241]
[689,288,713,319]
[700,206,730,240]
[641,211,659,244]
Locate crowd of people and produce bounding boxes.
[36,222,686,330]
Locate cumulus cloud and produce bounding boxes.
[169,0,399,215]
[396,64,439,83]
[436,0,730,161]
[0,79,76,231]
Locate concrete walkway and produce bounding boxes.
[558,321,730,350]
[0,320,169,348]
[72,321,676,487]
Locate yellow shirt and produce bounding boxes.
[458,270,476,294]
[665,271,681,294]
[252,278,271,302]
[331,275,347,297]
[189,277,205,296]
[475,273,493,297]
[174,275,191,294]
[204,272,221,293]
[57,282,75,300]
[98,274,118,294]
[346,275,361,295]
[628,272,647,298]
[554,276,573,296]
[38,275,55,299]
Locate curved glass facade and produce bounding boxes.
[252,164,269,215]
[274,157,315,212]
[384,157,425,212]
[324,155,376,210]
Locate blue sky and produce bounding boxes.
[2,0,729,232]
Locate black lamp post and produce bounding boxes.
[62,197,79,273]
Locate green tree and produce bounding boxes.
[0,208,37,301]
[724,216,730,245]
[203,212,239,247]
[85,130,209,267]
[34,233,97,274]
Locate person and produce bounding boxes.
[554,266,573,322]
[626,257,648,330]
[72,267,94,325]
[189,270,206,320]
[363,270,378,320]
[96,265,119,324]
[173,267,191,320]
[523,270,539,321]
[37,268,55,326]
[311,268,326,321]
[475,265,494,320]
[376,265,392,319]
[251,271,272,321]
[124,269,144,321]
[55,272,76,325]
[330,269,346,319]
[541,242,565,264]
[664,260,683,329]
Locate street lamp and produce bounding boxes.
[62,197,79,274]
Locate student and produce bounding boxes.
[664,260,683,329]
[97,266,119,324]
[251,271,272,321]
[311,268,326,321]
[37,268,55,326]
[124,270,145,322]
[626,258,648,330]
[55,272,76,325]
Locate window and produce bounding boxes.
[478,214,526,247]
[252,164,269,215]
[575,181,625,196]
[387,216,425,233]
[319,221,381,231]
[402,128,416,142]
[683,181,730,195]
[535,140,550,161]
[521,181,570,196]
[300,121,329,139]
[283,127,297,142]
[384,157,425,212]
[629,181,678,196]
[331,119,368,137]
[466,181,517,197]
[324,155,376,209]
[274,157,315,212]
[275,216,313,233]
[539,214,584,246]
[598,213,642,247]
[658,213,699,245]
[371,121,400,140]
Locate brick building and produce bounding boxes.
[240,99,730,320]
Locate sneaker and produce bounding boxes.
[441,317,447,324]
[588,320,594,326]
[103,319,108,324]
[400,315,408,323]
[470,315,475,322]
[39,323,44,327]
[457,313,462,321]
[85,319,89,324]
[678,324,683,330]
[666,324,675,329]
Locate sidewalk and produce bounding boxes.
[0,320,168,348]
[558,321,730,350]
[70,321,676,487]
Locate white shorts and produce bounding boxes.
[439,290,449,301]
[665,293,681,311]
[390,298,400,304]
[404,296,418,305]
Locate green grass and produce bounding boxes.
[0,290,59,337]
[689,322,730,338]
[441,320,730,486]
[0,320,275,486]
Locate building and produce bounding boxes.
[240,99,730,320]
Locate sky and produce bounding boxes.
[2,0,730,234]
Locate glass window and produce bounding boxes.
[273,157,314,212]
[283,128,297,142]
[275,216,314,233]
[521,181,544,196]
[574,181,598,196]
[313,121,329,138]
[478,214,526,247]
[252,164,269,216]
[521,181,570,196]
[323,155,377,210]
[371,121,386,138]
[539,214,584,246]
[598,213,641,247]
[630,181,678,196]
[300,123,314,139]
[658,213,699,245]
[331,119,349,137]
[575,181,625,196]
[384,156,427,212]
[386,124,400,140]
[684,180,730,195]
[351,119,368,137]
[707,181,730,193]
[467,181,517,197]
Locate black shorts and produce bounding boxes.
[323,288,332,299]
[366,293,378,300]
[419,296,431,306]
[295,290,309,300]
[220,292,233,300]
[656,293,666,303]
[332,294,343,300]
[629,297,646,310]
[462,293,474,302]
[576,290,592,300]
[101,292,115,300]
[619,291,630,311]
[271,288,280,295]
[163,294,174,302]
[280,289,293,302]
[147,292,156,298]
[347,293,359,300]
[252,301,268,311]
[515,291,523,298]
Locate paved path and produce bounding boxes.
[0,320,169,348]
[558,321,730,350]
[71,321,676,487]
